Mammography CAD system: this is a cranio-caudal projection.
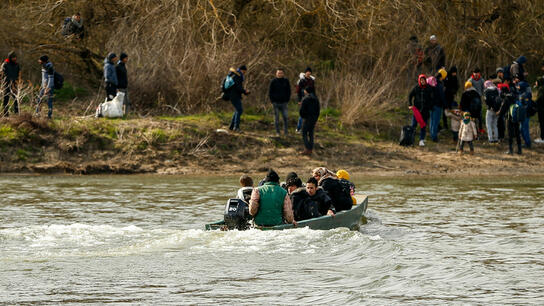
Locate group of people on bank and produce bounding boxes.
[222,66,320,155]
[235,168,356,227]
[407,35,544,155]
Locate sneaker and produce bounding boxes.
[534,138,544,144]
[419,140,425,147]
[296,129,301,134]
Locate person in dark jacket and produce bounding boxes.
[228,65,249,132]
[497,80,521,154]
[36,55,55,119]
[535,61,544,143]
[430,72,446,142]
[460,81,480,113]
[295,67,315,133]
[287,177,320,221]
[408,74,434,146]
[510,56,528,82]
[443,66,459,130]
[424,35,446,75]
[115,53,130,115]
[299,86,320,155]
[104,53,118,101]
[1,52,20,116]
[312,167,353,213]
[306,177,334,217]
[61,13,84,39]
[269,68,291,135]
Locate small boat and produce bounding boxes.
[205,195,368,231]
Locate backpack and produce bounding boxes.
[222,74,235,92]
[503,64,512,80]
[509,100,526,123]
[53,71,64,90]
[485,89,500,112]
[470,96,482,118]
[399,125,415,146]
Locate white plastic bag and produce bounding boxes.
[97,92,125,118]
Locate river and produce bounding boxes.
[1,175,543,304]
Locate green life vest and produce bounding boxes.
[254,182,287,226]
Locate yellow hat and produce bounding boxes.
[336,169,350,180]
[438,68,447,80]
[464,81,473,90]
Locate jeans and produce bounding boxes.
[3,83,18,116]
[521,117,531,148]
[497,114,505,140]
[507,120,522,154]
[430,106,442,141]
[105,82,117,101]
[273,103,288,134]
[411,115,427,141]
[118,88,130,114]
[302,119,316,150]
[459,141,474,151]
[297,117,303,131]
[229,97,243,130]
[36,88,54,118]
[486,109,499,142]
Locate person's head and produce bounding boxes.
[38,55,49,65]
[426,76,437,87]
[238,65,247,73]
[275,68,285,78]
[437,68,447,81]
[464,112,471,119]
[312,167,327,182]
[304,67,312,78]
[306,177,318,196]
[74,12,81,22]
[286,177,302,194]
[336,169,350,180]
[449,66,457,77]
[464,81,473,90]
[239,174,253,187]
[304,86,315,96]
[484,80,495,89]
[418,74,427,87]
[120,53,128,63]
[496,67,504,78]
[265,169,280,184]
[285,172,298,182]
[516,56,527,65]
[107,52,118,63]
[409,35,418,43]
[473,68,481,77]
[7,52,16,63]
[430,35,437,45]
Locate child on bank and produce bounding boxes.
[236,174,254,203]
[458,112,478,155]
[445,102,462,143]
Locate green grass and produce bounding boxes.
[55,82,89,102]
[0,125,17,142]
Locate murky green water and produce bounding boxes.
[1,175,543,304]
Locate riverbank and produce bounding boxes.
[1,109,543,176]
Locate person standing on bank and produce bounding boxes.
[115,53,130,115]
[103,53,118,101]
[295,67,315,133]
[535,61,544,144]
[424,35,446,75]
[1,52,20,117]
[229,65,249,132]
[36,55,54,119]
[268,68,291,136]
[299,86,320,156]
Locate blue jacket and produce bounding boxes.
[41,62,54,89]
[104,54,118,86]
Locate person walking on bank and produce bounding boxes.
[36,55,54,119]
[534,61,544,144]
[424,35,446,75]
[295,67,315,133]
[1,52,21,116]
[104,53,118,101]
[269,68,291,136]
[408,74,434,147]
[228,65,249,132]
[115,53,130,115]
[299,87,320,155]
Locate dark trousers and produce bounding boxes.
[3,83,18,116]
[105,82,117,101]
[497,114,506,140]
[302,119,316,150]
[538,108,544,140]
[36,88,54,119]
[229,97,243,130]
[507,120,522,154]
[459,141,474,151]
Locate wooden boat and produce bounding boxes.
[205,195,368,231]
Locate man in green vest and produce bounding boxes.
[249,169,296,226]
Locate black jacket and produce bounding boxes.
[498,88,517,121]
[1,60,20,83]
[299,93,320,122]
[269,78,291,104]
[460,89,481,113]
[229,70,247,100]
[116,61,128,89]
[309,188,333,216]
[319,177,353,212]
[290,187,320,221]
[408,85,433,118]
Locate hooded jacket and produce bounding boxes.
[2,52,20,83]
[296,73,316,101]
[469,74,485,96]
[116,60,128,89]
[510,56,527,81]
[290,187,320,221]
[460,87,480,113]
[41,61,54,89]
[318,176,353,212]
[309,188,333,216]
[227,68,247,100]
[408,75,434,118]
[104,53,118,86]
[299,93,320,122]
[458,118,477,142]
[269,77,291,104]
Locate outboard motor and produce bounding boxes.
[224,199,251,230]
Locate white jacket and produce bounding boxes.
[458,120,477,141]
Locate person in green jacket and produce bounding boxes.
[249,169,296,226]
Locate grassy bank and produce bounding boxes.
[1,103,543,176]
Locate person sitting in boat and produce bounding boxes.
[336,169,357,205]
[249,169,296,227]
[236,174,254,204]
[312,167,353,212]
[286,177,320,221]
[306,177,335,216]
[281,171,299,190]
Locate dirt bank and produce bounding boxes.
[1,111,543,177]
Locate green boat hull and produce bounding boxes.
[205,195,368,231]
